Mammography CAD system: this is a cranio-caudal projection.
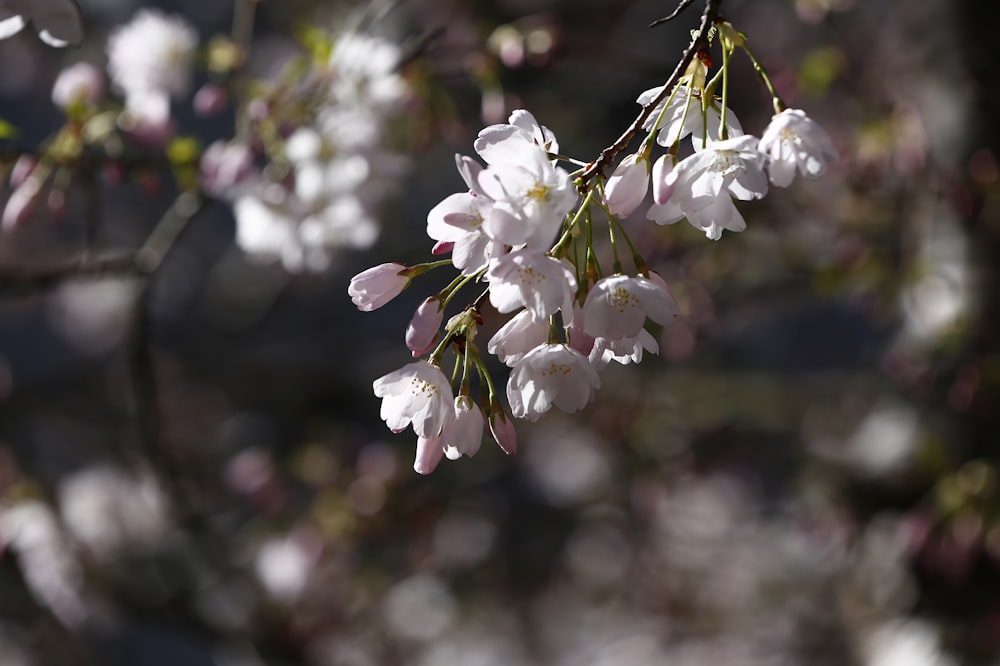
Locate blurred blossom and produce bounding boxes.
[0,501,92,627]
[524,419,610,506]
[432,510,496,568]
[844,399,920,477]
[254,530,322,603]
[51,62,104,109]
[47,278,138,354]
[865,620,956,666]
[564,520,630,588]
[57,465,170,562]
[899,213,971,346]
[382,574,457,642]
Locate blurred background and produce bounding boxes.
[1,0,999,664]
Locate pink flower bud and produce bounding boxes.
[652,154,675,205]
[10,155,37,189]
[604,152,649,217]
[348,262,410,312]
[488,408,517,455]
[414,435,445,475]
[431,240,454,255]
[193,83,228,116]
[2,177,43,230]
[51,62,104,109]
[406,297,443,358]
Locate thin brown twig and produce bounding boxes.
[650,0,697,28]
[579,0,722,187]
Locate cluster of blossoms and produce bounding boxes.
[2,7,412,273]
[214,33,412,272]
[351,22,838,474]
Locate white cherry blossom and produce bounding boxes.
[487,309,550,367]
[474,109,559,166]
[477,147,577,251]
[582,274,679,340]
[507,344,601,421]
[589,329,659,369]
[443,397,485,460]
[648,191,747,240]
[666,134,768,203]
[486,250,577,322]
[759,108,838,187]
[373,361,454,439]
[638,85,743,149]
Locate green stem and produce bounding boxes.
[719,41,731,139]
[741,44,785,114]
[551,188,596,256]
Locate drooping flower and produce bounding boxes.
[604,153,650,217]
[373,361,453,438]
[582,274,679,340]
[487,309,550,367]
[666,134,768,203]
[486,250,577,322]
[348,262,410,311]
[443,396,485,460]
[638,85,743,149]
[507,344,601,421]
[758,108,838,187]
[0,0,82,47]
[589,329,660,369]
[648,191,748,240]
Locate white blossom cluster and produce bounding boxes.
[351,73,837,473]
[222,33,412,272]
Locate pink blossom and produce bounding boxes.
[51,63,104,108]
[604,153,649,217]
[488,408,518,455]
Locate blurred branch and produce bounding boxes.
[650,0,697,27]
[579,0,721,186]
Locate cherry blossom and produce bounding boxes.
[638,85,743,149]
[488,408,518,455]
[373,361,454,439]
[507,344,601,421]
[487,309,550,367]
[486,250,577,322]
[589,329,660,369]
[582,274,679,340]
[443,397,485,460]
[759,108,839,186]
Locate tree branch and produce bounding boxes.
[579,0,722,187]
